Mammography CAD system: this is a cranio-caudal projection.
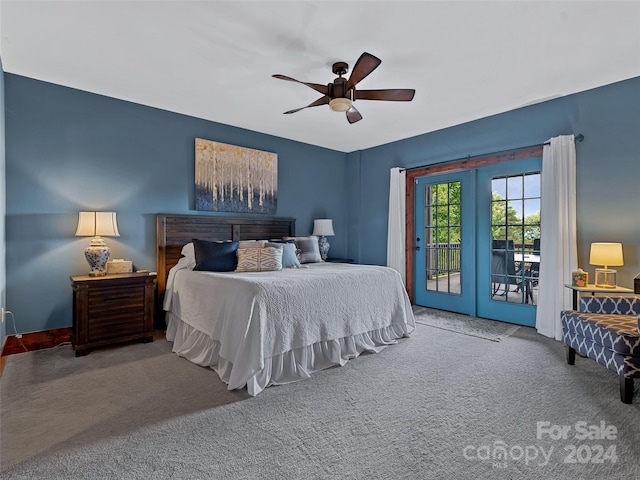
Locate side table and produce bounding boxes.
[564,283,635,311]
[71,272,157,356]
[326,258,355,264]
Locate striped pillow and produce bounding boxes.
[235,246,283,272]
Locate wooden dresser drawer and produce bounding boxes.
[87,286,145,340]
[87,313,145,340]
[87,285,145,309]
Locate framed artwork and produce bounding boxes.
[195,138,277,214]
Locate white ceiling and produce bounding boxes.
[1,1,639,153]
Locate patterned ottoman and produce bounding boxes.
[561,295,640,404]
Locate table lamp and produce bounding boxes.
[312,219,335,261]
[589,242,623,288]
[76,211,120,276]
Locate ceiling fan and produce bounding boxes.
[273,52,415,124]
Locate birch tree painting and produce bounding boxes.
[195,138,277,214]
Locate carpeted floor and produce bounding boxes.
[1,316,639,479]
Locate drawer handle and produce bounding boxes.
[104,296,134,303]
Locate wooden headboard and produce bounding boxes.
[156,214,296,314]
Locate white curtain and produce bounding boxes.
[387,167,406,283]
[535,135,578,340]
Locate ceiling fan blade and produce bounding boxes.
[283,95,330,114]
[355,89,416,101]
[345,52,382,91]
[346,106,363,124]
[272,74,329,95]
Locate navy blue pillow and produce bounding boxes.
[192,239,239,272]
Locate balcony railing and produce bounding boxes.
[425,241,537,279]
[426,242,461,276]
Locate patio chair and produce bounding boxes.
[491,240,531,302]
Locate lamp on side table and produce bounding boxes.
[75,211,120,277]
[589,242,623,288]
[312,219,335,261]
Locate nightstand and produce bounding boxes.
[326,258,355,264]
[71,272,157,357]
[564,283,634,311]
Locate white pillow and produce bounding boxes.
[181,242,196,269]
[285,236,323,263]
[235,246,283,272]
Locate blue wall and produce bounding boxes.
[5,75,348,334]
[5,74,640,334]
[348,76,640,287]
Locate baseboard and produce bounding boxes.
[1,327,72,357]
[0,336,6,376]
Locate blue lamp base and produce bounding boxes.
[318,235,330,261]
[85,237,111,276]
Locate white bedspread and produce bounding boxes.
[164,260,415,394]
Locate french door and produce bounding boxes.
[413,157,541,326]
[476,159,541,326]
[414,171,475,315]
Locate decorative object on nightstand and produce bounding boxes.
[571,268,588,288]
[75,211,120,276]
[312,218,335,261]
[589,242,623,288]
[106,259,133,274]
[71,272,156,356]
[635,272,640,294]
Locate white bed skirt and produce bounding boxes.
[165,312,412,396]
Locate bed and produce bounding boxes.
[157,214,415,395]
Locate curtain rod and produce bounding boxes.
[399,133,584,172]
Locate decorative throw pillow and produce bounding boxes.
[285,236,322,263]
[238,240,267,249]
[192,239,239,272]
[267,242,301,269]
[180,242,196,269]
[236,246,283,272]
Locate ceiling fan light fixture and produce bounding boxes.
[329,97,352,112]
[273,52,414,124]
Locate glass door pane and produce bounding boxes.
[490,172,541,305]
[415,171,474,316]
[425,181,462,294]
[477,157,542,327]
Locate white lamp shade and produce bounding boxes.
[589,242,623,267]
[75,211,120,237]
[312,219,335,237]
